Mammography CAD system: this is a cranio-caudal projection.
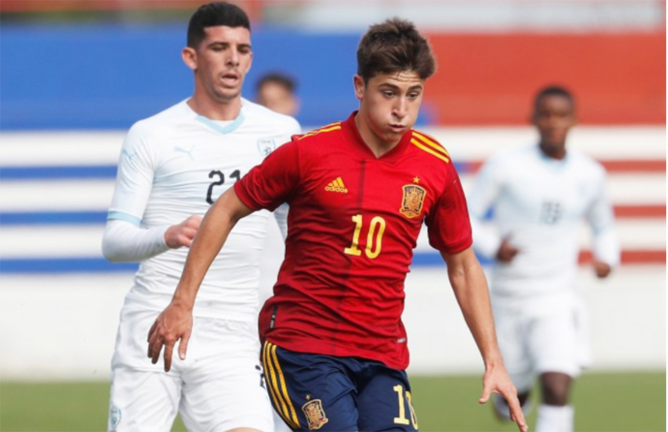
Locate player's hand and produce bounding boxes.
[165,215,202,249]
[592,260,612,278]
[496,238,519,263]
[479,364,528,432]
[147,301,193,372]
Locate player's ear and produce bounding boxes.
[247,51,253,73]
[182,47,197,71]
[353,75,366,101]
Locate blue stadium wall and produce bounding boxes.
[1,23,436,131]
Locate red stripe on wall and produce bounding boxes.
[601,160,666,172]
[424,32,666,125]
[465,159,665,173]
[614,205,666,218]
[579,250,666,265]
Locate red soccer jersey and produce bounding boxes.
[235,112,472,370]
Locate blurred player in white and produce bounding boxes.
[255,72,299,117]
[467,86,620,432]
[101,3,300,432]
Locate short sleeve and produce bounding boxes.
[235,138,301,212]
[425,169,473,254]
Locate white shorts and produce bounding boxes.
[108,308,273,432]
[492,295,591,392]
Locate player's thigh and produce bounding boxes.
[180,319,274,432]
[108,366,181,432]
[180,361,273,432]
[494,309,534,391]
[529,308,581,377]
[262,342,358,432]
[112,308,162,371]
[357,367,418,432]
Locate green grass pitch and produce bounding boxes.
[0,371,664,431]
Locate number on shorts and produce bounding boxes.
[393,384,418,428]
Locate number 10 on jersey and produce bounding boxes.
[344,214,386,259]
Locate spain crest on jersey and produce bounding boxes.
[302,399,329,430]
[400,185,427,218]
[257,138,276,157]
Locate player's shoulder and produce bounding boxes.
[127,99,193,139]
[567,149,607,177]
[409,128,453,165]
[241,98,301,134]
[487,144,536,167]
[292,121,344,144]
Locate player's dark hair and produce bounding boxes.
[533,85,575,112]
[187,2,251,48]
[357,18,436,84]
[256,72,297,94]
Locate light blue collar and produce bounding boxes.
[536,143,569,170]
[196,110,245,134]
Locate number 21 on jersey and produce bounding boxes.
[344,214,386,259]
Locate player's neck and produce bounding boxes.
[539,141,567,160]
[354,114,400,158]
[187,94,242,121]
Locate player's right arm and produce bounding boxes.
[467,157,511,261]
[102,216,202,263]
[102,123,202,263]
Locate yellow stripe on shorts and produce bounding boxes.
[263,342,301,429]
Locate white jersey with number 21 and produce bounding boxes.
[108,98,300,321]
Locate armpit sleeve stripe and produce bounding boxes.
[107,211,141,226]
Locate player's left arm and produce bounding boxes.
[441,247,528,432]
[148,140,300,371]
[586,169,620,278]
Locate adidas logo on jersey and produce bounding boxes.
[325,177,348,193]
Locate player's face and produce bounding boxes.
[533,94,575,155]
[185,25,253,104]
[354,71,424,146]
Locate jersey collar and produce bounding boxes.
[535,143,570,170]
[184,98,246,135]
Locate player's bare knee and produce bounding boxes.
[540,372,572,406]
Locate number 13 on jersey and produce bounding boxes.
[344,214,387,259]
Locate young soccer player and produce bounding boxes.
[102,3,300,431]
[148,18,527,432]
[468,86,620,432]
